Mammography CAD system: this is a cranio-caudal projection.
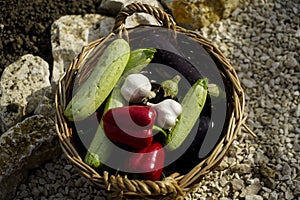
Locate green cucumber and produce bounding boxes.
[64,39,130,121]
[166,78,208,151]
[84,126,112,168]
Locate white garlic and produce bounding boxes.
[147,99,182,129]
[120,73,156,103]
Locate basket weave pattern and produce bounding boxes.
[55,3,251,199]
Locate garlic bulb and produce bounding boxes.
[147,99,182,129]
[121,73,156,103]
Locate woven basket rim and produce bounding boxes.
[54,3,252,199]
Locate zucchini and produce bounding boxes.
[166,78,208,151]
[86,48,157,167]
[84,126,112,168]
[64,38,130,121]
[123,48,156,75]
[102,48,156,114]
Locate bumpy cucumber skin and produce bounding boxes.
[166,78,208,151]
[64,39,130,121]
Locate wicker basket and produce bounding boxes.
[55,3,253,199]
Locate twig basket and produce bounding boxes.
[55,3,252,199]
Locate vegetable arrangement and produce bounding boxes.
[64,38,218,181]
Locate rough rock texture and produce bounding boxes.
[98,0,163,28]
[0,0,97,77]
[98,0,163,16]
[161,0,239,28]
[50,10,163,82]
[34,82,57,119]
[0,115,60,200]
[51,14,108,82]
[98,0,130,15]
[0,54,50,134]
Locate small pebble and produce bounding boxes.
[282,163,292,176]
[245,194,263,200]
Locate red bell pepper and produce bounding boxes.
[103,106,156,130]
[102,106,156,149]
[103,124,153,149]
[127,142,165,181]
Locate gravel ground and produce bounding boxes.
[13,0,300,199]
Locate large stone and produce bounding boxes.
[51,10,163,83]
[34,82,57,119]
[0,115,61,200]
[98,0,163,15]
[0,54,50,134]
[51,14,109,82]
[98,0,163,28]
[161,0,240,28]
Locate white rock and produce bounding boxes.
[98,0,163,29]
[34,82,57,118]
[245,194,263,200]
[0,115,60,200]
[231,178,245,191]
[283,53,299,69]
[0,54,50,133]
[99,0,162,15]
[51,8,164,83]
[98,0,124,15]
[242,78,256,88]
[98,17,115,36]
[51,14,109,82]
[294,103,300,117]
[240,183,262,197]
[281,163,292,176]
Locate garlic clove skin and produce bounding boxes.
[120,74,155,103]
[148,99,182,129]
[157,113,177,130]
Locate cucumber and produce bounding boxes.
[64,39,130,121]
[84,126,112,168]
[166,78,208,151]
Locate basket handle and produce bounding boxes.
[112,3,176,34]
